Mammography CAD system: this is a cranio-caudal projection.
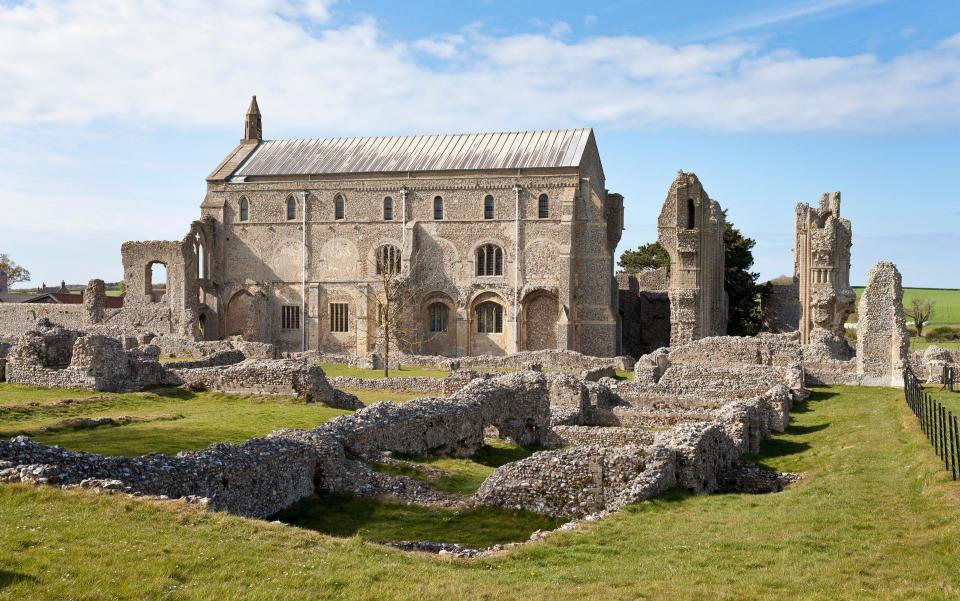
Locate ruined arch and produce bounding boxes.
[522,290,559,351]
[223,289,264,340]
[145,261,167,303]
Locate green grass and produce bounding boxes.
[319,363,450,379]
[274,493,561,548]
[374,439,541,495]
[0,384,422,456]
[158,356,195,363]
[0,384,103,406]
[2,385,960,599]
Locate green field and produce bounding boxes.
[0,384,423,456]
[851,286,960,325]
[2,384,960,599]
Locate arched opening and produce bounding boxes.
[239,197,249,221]
[538,193,549,218]
[484,195,495,219]
[194,234,206,280]
[383,196,394,221]
[198,313,207,338]
[334,194,345,220]
[433,196,443,220]
[687,198,696,229]
[224,290,254,338]
[476,244,503,276]
[375,244,401,275]
[145,262,167,303]
[287,196,297,221]
[523,291,559,351]
[470,292,508,356]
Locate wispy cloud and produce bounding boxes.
[0,1,956,134]
[702,0,889,38]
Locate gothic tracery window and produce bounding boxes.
[376,244,402,275]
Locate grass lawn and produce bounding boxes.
[373,438,541,495]
[319,363,450,380]
[0,384,423,456]
[2,384,960,599]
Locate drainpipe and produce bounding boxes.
[400,186,408,253]
[301,189,308,352]
[513,184,522,348]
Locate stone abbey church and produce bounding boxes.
[154,97,628,356]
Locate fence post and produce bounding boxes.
[949,411,958,480]
[953,415,960,481]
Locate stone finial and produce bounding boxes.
[244,95,262,142]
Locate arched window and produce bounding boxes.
[383,196,394,221]
[476,302,503,333]
[375,244,401,275]
[476,244,503,276]
[239,197,249,221]
[538,194,549,219]
[287,196,297,220]
[433,196,444,220]
[484,195,494,220]
[145,262,167,302]
[687,198,696,229]
[194,233,206,279]
[334,194,345,220]
[428,302,448,332]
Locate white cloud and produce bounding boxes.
[0,1,957,133]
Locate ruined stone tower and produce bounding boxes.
[794,192,855,358]
[657,171,727,346]
[243,95,262,142]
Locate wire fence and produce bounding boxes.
[904,368,959,480]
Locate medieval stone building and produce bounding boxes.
[122,97,624,356]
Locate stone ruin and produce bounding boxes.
[856,262,909,387]
[0,319,804,552]
[657,171,728,346]
[794,192,855,361]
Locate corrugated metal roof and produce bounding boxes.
[232,128,592,177]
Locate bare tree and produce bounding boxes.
[0,253,31,286]
[907,297,936,337]
[366,246,437,377]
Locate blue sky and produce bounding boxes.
[0,0,957,287]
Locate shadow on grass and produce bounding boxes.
[144,386,198,400]
[274,493,562,547]
[758,438,811,459]
[785,423,830,435]
[0,570,37,589]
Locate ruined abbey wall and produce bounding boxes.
[657,171,727,346]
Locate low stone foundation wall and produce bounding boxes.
[474,385,792,518]
[163,349,246,369]
[0,435,316,518]
[546,425,655,448]
[328,371,484,396]
[164,359,337,404]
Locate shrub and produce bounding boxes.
[925,326,960,342]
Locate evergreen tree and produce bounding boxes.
[617,242,670,274]
[723,213,769,336]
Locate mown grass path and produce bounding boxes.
[1,385,959,599]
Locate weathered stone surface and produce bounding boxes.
[795,193,855,359]
[0,435,316,518]
[657,171,727,345]
[474,445,648,518]
[856,261,909,387]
